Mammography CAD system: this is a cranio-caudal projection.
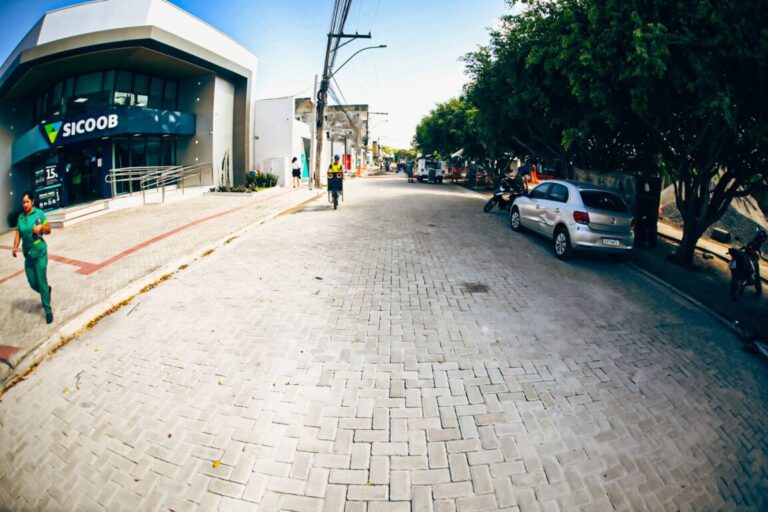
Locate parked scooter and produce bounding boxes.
[483,176,526,213]
[728,228,767,301]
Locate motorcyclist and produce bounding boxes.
[509,169,529,194]
[328,154,344,179]
[327,155,344,207]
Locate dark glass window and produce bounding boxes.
[74,72,102,97]
[529,183,551,200]
[114,137,130,167]
[115,70,134,107]
[102,70,115,104]
[547,183,569,203]
[130,137,146,167]
[133,74,149,107]
[70,72,104,114]
[51,82,63,116]
[62,78,75,115]
[161,136,175,165]
[41,91,49,118]
[579,190,628,213]
[33,69,180,128]
[146,138,161,166]
[149,77,164,109]
[163,80,177,110]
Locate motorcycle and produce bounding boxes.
[328,173,343,210]
[728,228,767,301]
[483,176,526,213]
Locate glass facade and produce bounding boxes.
[33,69,179,126]
[113,135,177,195]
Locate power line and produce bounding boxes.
[370,0,381,30]
[332,76,348,104]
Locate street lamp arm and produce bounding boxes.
[329,45,387,80]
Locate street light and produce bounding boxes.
[330,45,387,79]
[314,44,387,188]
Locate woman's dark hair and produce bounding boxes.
[22,190,34,203]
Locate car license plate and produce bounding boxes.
[603,238,620,246]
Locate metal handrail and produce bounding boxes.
[106,166,176,185]
[142,163,213,203]
[106,163,213,203]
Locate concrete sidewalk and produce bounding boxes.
[0,187,321,386]
[657,220,767,279]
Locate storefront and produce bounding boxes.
[0,0,259,227]
[10,68,196,209]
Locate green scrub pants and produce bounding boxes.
[24,250,51,315]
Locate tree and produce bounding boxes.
[536,0,768,265]
[395,148,418,162]
[465,0,768,266]
[414,98,473,157]
[414,96,513,185]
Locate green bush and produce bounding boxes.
[210,185,251,193]
[246,172,279,189]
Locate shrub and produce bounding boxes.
[246,172,279,189]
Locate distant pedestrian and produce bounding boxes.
[291,157,301,188]
[12,191,53,324]
[529,162,540,185]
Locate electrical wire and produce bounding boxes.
[332,76,349,104]
[370,0,381,31]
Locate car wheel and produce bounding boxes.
[553,227,573,260]
[509,207,523,231]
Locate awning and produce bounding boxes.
[450,149,464,158]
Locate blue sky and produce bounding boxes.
[0,0,515,148]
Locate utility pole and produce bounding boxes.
[309,74,318,190]
[314,32,372,188]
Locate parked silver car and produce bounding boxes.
[509,180,634,259]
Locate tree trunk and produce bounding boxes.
[674,220,705,267]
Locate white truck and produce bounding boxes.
[417,158,446,184]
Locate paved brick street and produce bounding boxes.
[1,177,766,511]
[0,187,318,381]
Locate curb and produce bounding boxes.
[627,262,743,338]
[1,190,322,393]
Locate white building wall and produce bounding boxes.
[254,97,314,187]
[212,77,235,187]
[29,0,258,73]
[292,120,311,176]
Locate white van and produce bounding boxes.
[417,158,445,184]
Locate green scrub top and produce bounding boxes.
[17,207,48,259]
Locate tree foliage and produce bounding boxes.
[417,0,768,266]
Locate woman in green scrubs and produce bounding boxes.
[11,191,53,324]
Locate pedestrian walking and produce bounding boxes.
[291,157,301,188]
[11,191,53,324]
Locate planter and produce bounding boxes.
[204,191,259,197]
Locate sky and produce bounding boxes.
[0,0,516,149]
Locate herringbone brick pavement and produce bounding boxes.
[0,178,766,511]
[0,187,317,378]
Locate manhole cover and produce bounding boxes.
[461,282,490,293]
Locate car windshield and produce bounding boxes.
[579,190,628,213]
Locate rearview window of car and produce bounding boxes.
[579,190,628,212]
